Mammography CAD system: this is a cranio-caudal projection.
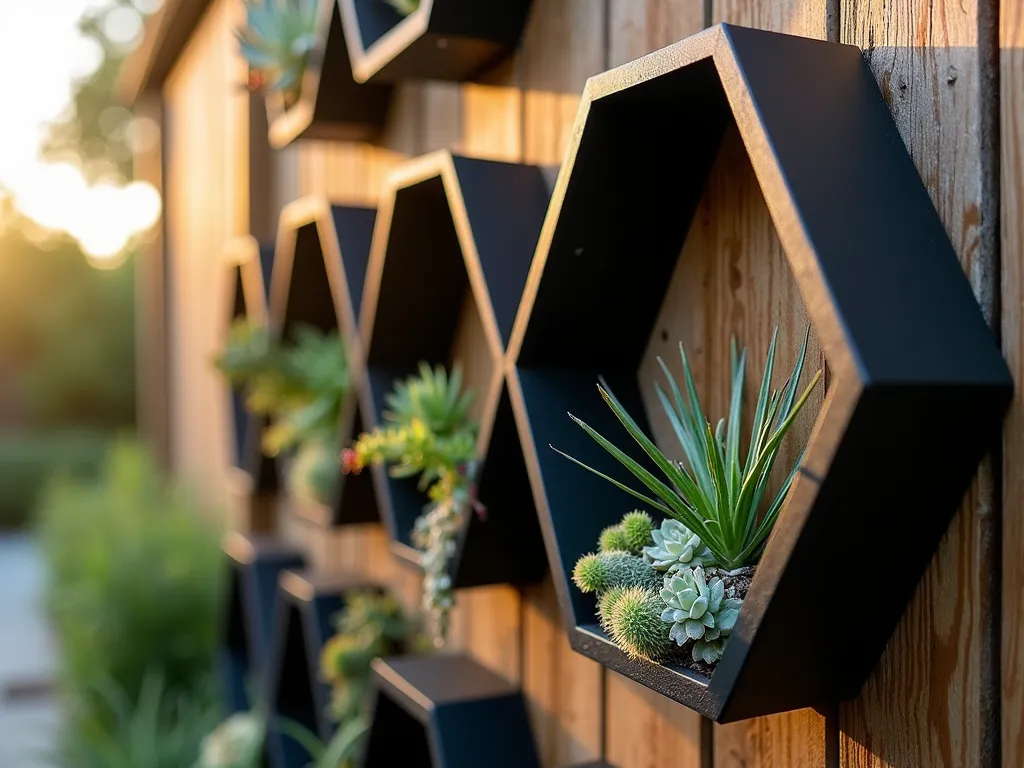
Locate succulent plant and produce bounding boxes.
[384,0,420,15]
[554,326,822,570]
[643,518,715,574]
[660,566,742,664]
[572,551,662,594]
[237,0,319,106]
[603,586,671,661]
[597,510,653,555]
[598,524,630,553]
[597,586,626,632]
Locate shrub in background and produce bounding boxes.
[37,439,225,743]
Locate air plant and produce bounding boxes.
[237,0,319,108]
[554,326,822,571]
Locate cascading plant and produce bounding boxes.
[213,319,349,505]
[560,327,822,671]
[237,0,319,110]
[344,363,479,646]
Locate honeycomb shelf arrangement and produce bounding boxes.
[356,150,549,589]
[219,532,306,716]
[504,23,1013,723]
[265,571,377,768]
[260,0,393,148]
[221,235,278,531]
[269,197,381,529]
[361,654,540,767]
[338,0,534,84]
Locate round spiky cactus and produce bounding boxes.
[597,586,626,632]
[598,524,630,553]
[572,551,662,594]
[605,586,671,661]
[620,510,654,552]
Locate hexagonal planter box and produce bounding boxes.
[338,0,534,84]
[222,236,278,531]
[266,571,377,768]
[266,0,393,148]
[219,532,306,715]
[357,150,549,587]
[361,654,540,767]
[271,197,381,528]
[506,23,1013,722]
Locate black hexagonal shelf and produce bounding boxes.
[361,654,540,768]
[271,197,381,528]
[220,532,306,715]
[358,150,549,587]
[506,23,1013,723]
[266,571,378,768]
[338,0,534,84]
[266,0,392,148]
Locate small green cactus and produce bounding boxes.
[643,518,715,574]
[597,586,626,632]
[604,586,671,661]
[660,566,742,664]
[598,524,631,553]
[572,551,662,594]
[620,510,654,552]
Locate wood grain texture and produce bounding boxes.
[840,0,996,766]
[608,0,705,68]
[517,1,608,763]
[605,671,704,768]
[1002,1,1024,765]
[706,0,831,762]
[163,0,250,508]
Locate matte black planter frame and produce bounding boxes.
[220,532,306,716]
[269,197,380,528]
[357,149,548,589]
[266,571,378,768]
[266,0,392,148]
[361,654,540,768]
[338,0,534,85]
[505,23,1013,723]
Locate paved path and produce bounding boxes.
[0,533,59,767]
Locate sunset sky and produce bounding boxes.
[0,0,162,264]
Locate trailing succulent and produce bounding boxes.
[320,590,422,728]
[344,363,479,646]
[214,319,349,505]
[237,0,319,108]
[562,329,822,670]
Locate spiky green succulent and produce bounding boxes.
[237,0,318,104]
[603,586,671,661]
[643,518,714,574]
[572,551,662,594]
[384,0,420,15]
[660,566,742,664]
[597,510,653,555]
[553,326,822,570]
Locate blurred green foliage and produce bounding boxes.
[0,430,110,529]
[37,440,225,752]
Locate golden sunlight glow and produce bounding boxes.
[0,0,163,264]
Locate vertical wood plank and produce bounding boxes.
[705,0,831,764]
[604,4,707,767]
[1002,0,1024,765]
[840,0,997,766]
[519,0,608,763]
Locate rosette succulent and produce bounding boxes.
[643,518,715,574]
[660,566,742,663]
[237,0,319,107]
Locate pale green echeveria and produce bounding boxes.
[660,566,742,664]
[643,518,714,574]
